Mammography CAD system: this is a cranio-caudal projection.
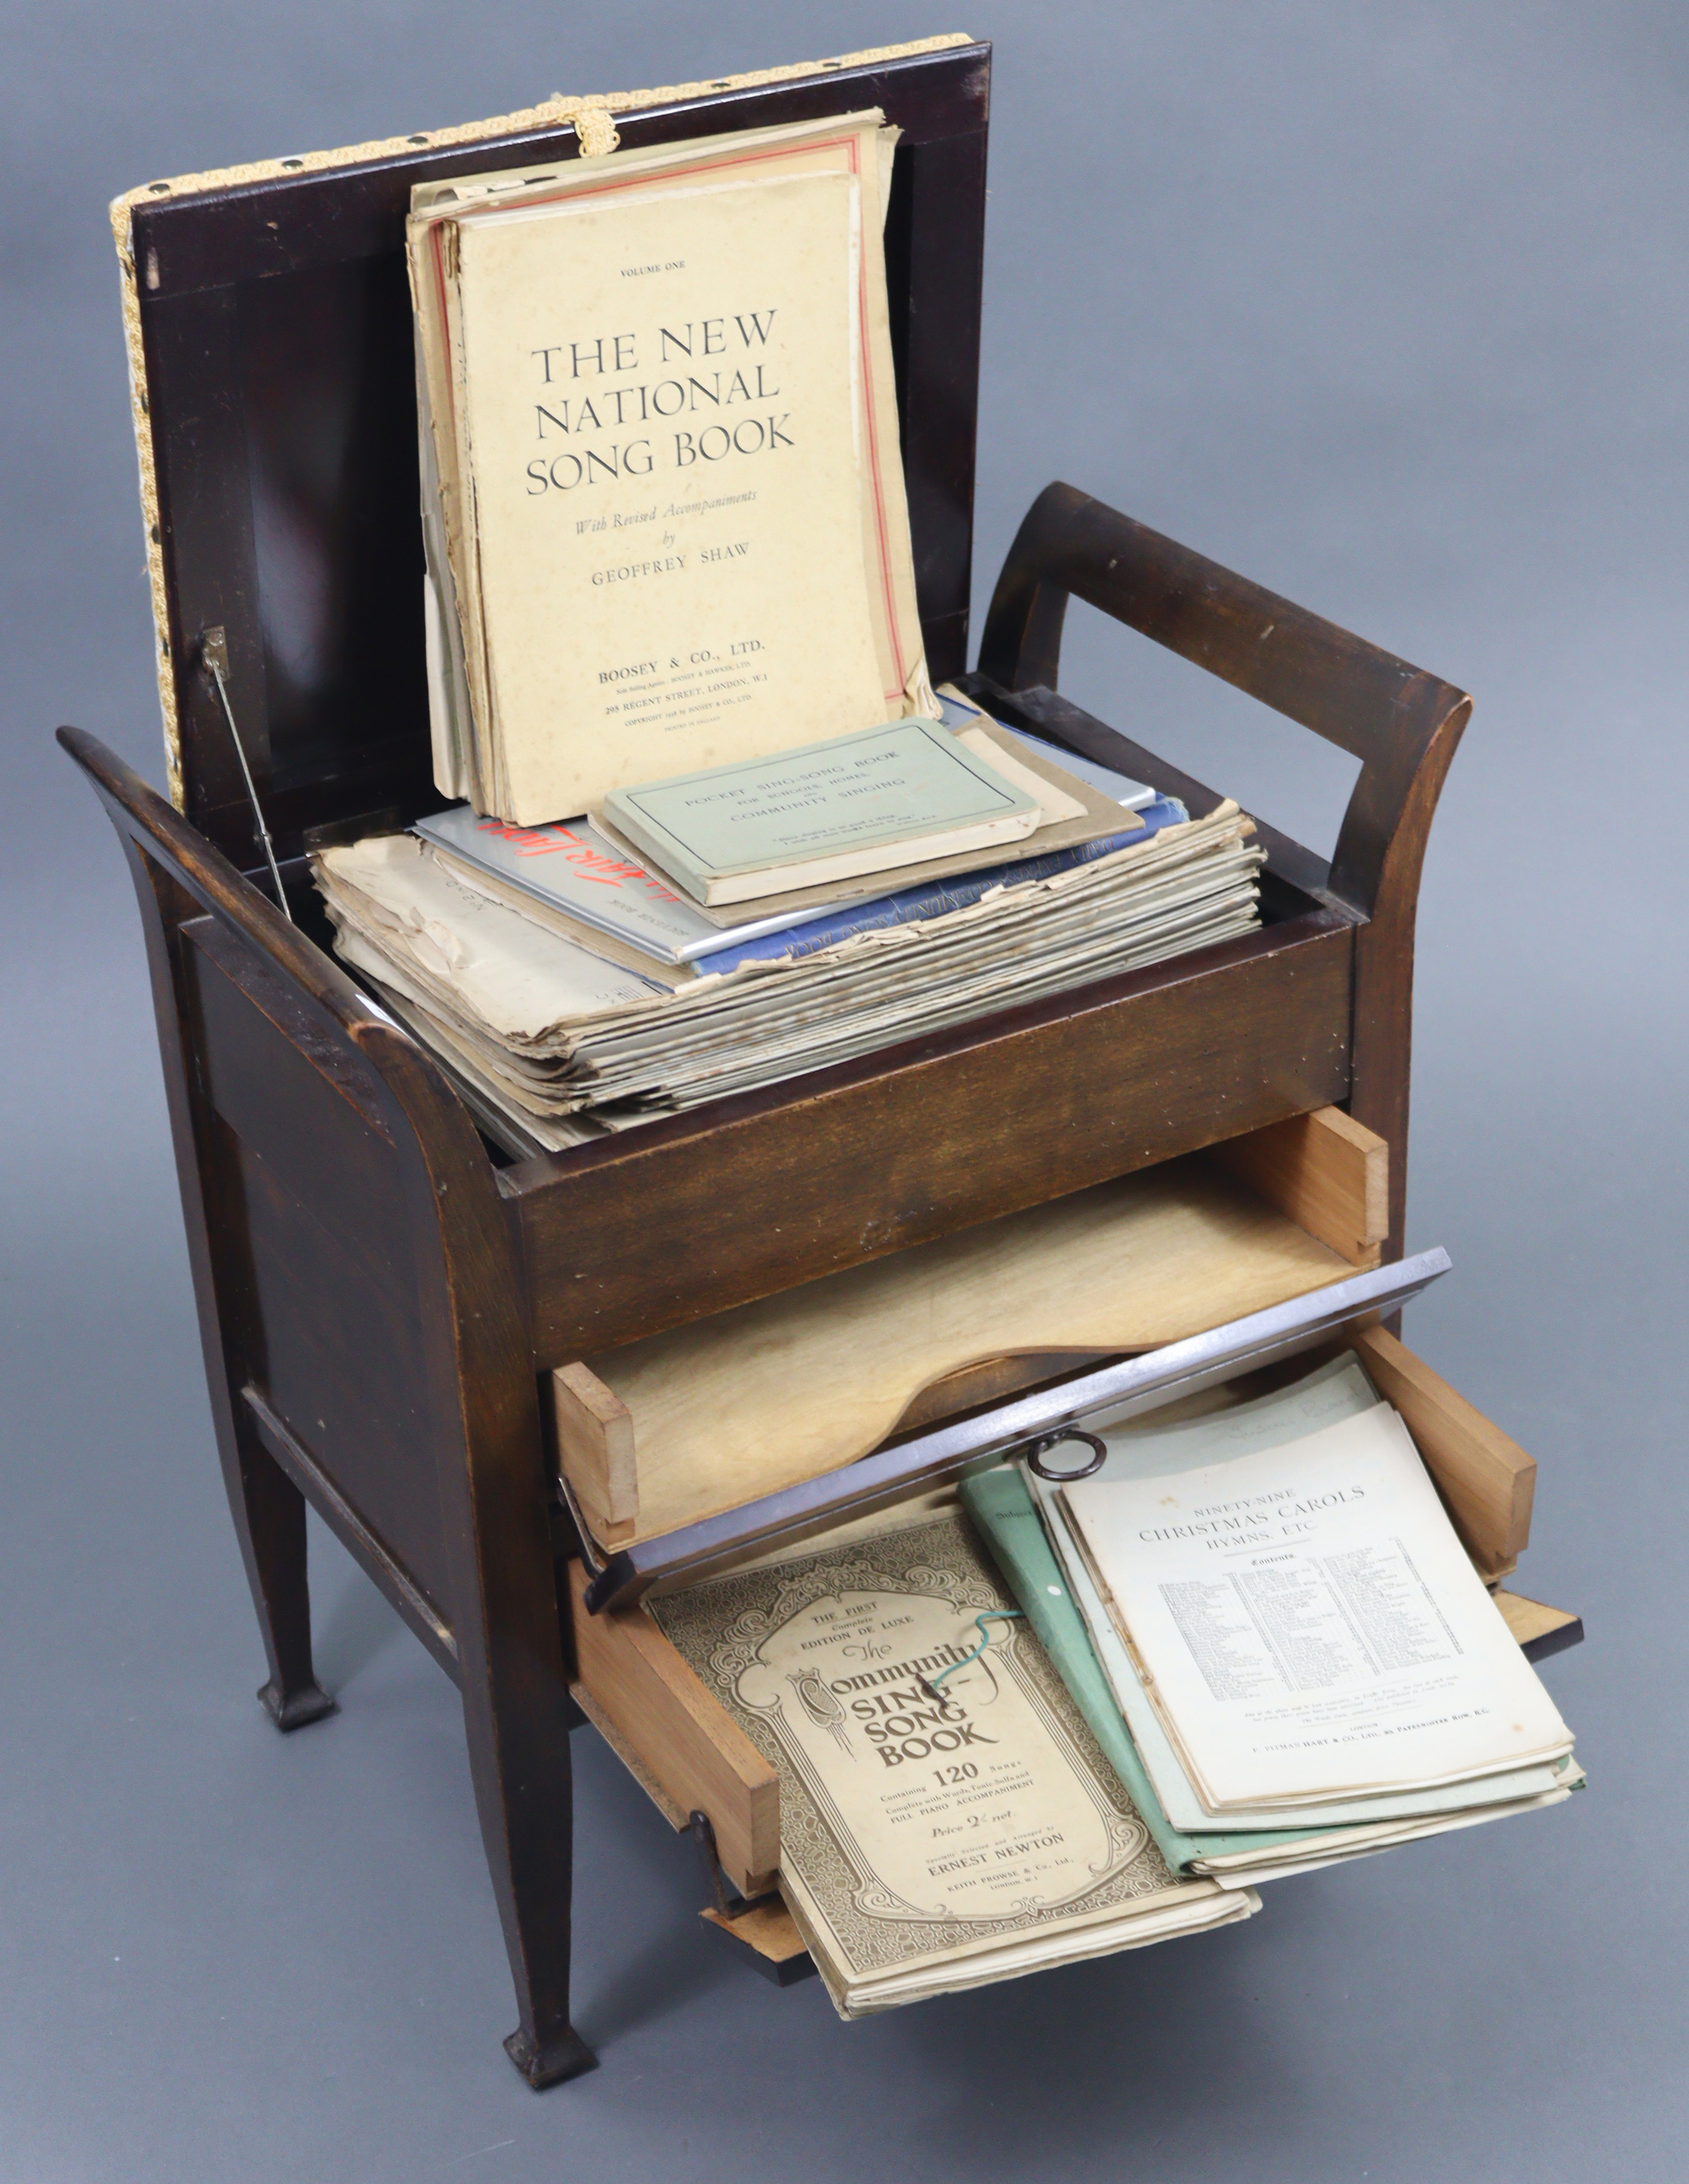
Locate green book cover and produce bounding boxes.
[601,719,1039,890]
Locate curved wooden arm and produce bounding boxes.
[977,482,1472,1253]
[58,725,392,1047]
[976,482,1470,921]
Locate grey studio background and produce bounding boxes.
[2,2,1684,2178]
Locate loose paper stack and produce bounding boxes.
[410,694,1174,974]
[382,100,1268,1134]
[313,794,1264,1150]
[380,93,1270,1146]
[963,1357,1581,1890]
[409,109,934,825]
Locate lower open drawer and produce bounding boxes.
[564,1316,1580,1901]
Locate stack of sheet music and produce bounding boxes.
[408,108,933,825]
[649,1502,1261,2018]
[313,752,1263,1150]
[368,99,1269,1145]
[962,1356,1582,1890]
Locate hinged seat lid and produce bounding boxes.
[114,35,990,868]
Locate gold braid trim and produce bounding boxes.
[106,33,975,806]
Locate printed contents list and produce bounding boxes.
[1065,1404,1573,1806]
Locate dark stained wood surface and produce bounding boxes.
[502,910,1354,1365]
[885,125,988,680]
[126,40,991,867]
[131,47,990,296]
[62,724,593,2087]
[975,482,1470,1251]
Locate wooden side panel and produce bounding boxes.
[70,735,592,2083]
[508,917,1355,1364]
[1352,1326,1536,1581]
[184,925,453,1616]
[567,1562,779,1896]
[1213,1106,1388,1267]
[222,1126,450,1614]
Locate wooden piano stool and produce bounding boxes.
[62,36,1576,2085]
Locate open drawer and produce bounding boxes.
[551,1106,1392,1555]
[567,1334,1582,1900]
[561,1119,1582,1897]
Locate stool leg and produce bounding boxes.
[457,1643,595,2089]
[222,1421,337,1732]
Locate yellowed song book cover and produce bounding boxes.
[649,1507,1257,2016]
[409,111,935,824]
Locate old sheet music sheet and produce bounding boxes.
[1021,1362,1569,1837]
[410,112,933,822]
[1061,1405,1575,1812]
[650,1508,1255,2016]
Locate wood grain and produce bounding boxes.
[700,1900,811,1967]
[1212,1105,1388,1267]
[505,914,1355,1364]
[568,1681,685,1829]
[566,1158,1355,1547]
[889,1350,1115,1435]
[566,1561,780,1896]
[550,1364,636,1539]
[1351,1325,1535,1580]
[1493,1590,1584,1663]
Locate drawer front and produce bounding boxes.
[507,913,1354,1364]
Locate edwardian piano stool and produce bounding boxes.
[62,36,1577,2085]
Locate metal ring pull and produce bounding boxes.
[1022,1429,1108,1482]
